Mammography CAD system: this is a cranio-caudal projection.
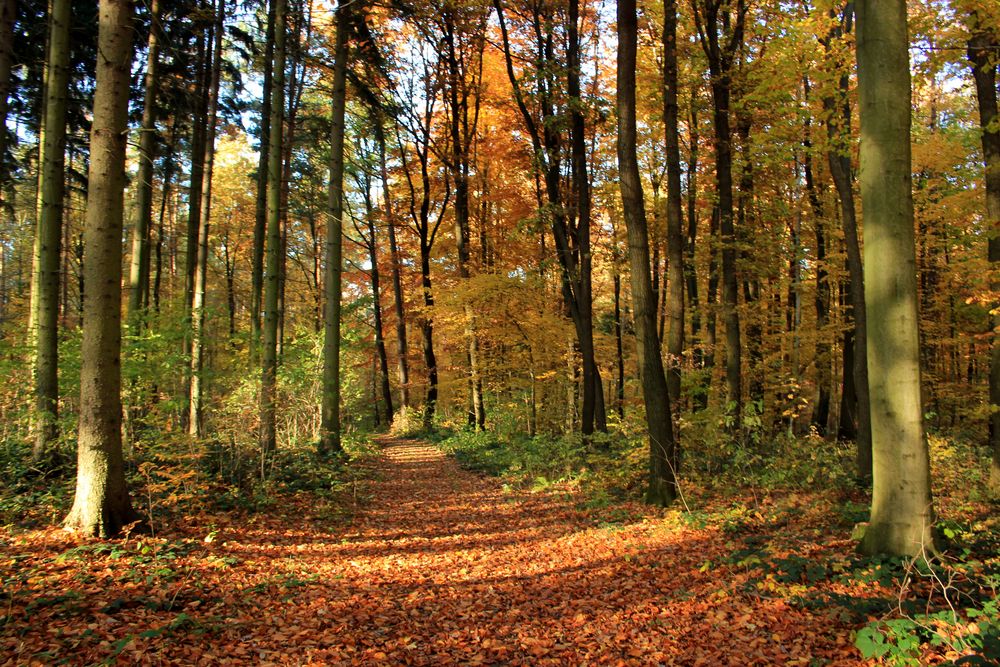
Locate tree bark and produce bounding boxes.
[64,0,139,537]
[618,0,677,506]
[819,2,871,475]
[127,0,162,326]
[967,15,1000,497]
[694,0,745,424]
[260,0,287,458]
[663,0,684,416]
[31,0,72,460]
[856,0,936,557]
[251,0,275,361]
[364,185,394,423]
[0,0,15,199]
[189,0,224,437]
[320,0,348,454]
[375,117,410,414]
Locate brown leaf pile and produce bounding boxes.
[1,438,867,665]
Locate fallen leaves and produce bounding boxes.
[2,438,881,665]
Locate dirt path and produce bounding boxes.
[2,438,863,665]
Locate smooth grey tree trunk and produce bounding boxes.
[64,0,139,537]
[856,0,937,557]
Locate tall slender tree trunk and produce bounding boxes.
[64,0,139,537]
[618,0,676,506]
[251,0,275,361]
[376,119,410,414]
[260,0,286,458]
[31,0,72,460]
[967,15,1000,496]
[802,77,831,434]
[686,98,705,408]
[320,0,348,455]
[0,0,15,201]
[181,20,209,430]
[127,0,162,326]
[663,0,684,416]
[856,0,936,557]
[153,120,178,314]
[825,2,871,478]
[364,189,394,423]
[694,0,744,423]
[613,268,625,419]
[568,0,604,435]
[189,0,224,437]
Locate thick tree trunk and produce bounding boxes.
[967,17,1000,496]
[618,0,676,506]
[663,0,684,416]
[188,0,224,437]
[251,0,275,361]
[856,0,936,557]
[64,0,139,537]
[31,0,72,460]
[127,0,161,325]
[320,1,348,454]
[260,0,286,458]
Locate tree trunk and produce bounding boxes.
[618,0,677,506]
[64,0,139,537]
[31,0,72,461]
[686,97,704,408]
[320,0,348,454]
[188,0,224,437]
[856,0,936,557]
[824,2,871,479]
[153,120,177,314]
[376,118,410,414]
[365,189,394,423]
[0,0,15,199]
[802,77,831,434]
[260,0,286,458]
[251,0,275,361]
[127,0,161,326]
[663,0,684,416]
[967,16,1000,497]
[613,269,625,419]
[694,0,744,423]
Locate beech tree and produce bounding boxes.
[63,0,138,537]
[855,0,936,557]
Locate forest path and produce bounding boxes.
[2,437,863,665]
[229,436,859,665]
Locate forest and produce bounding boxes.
[0,0,998,663]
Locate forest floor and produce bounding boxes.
[1,437,988,665]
